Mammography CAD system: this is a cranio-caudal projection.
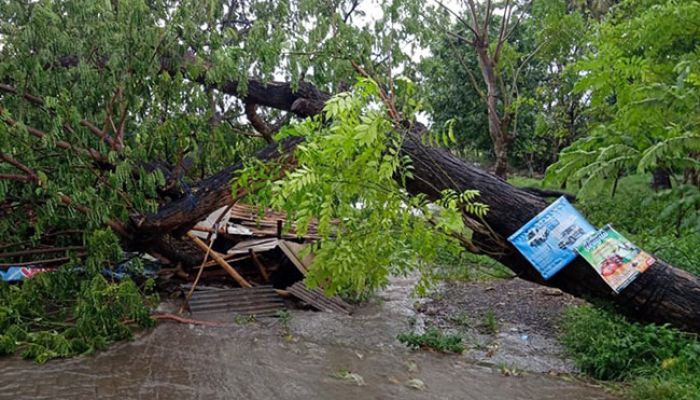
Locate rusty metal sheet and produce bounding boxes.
[227,203,321,239]
[188,286,285,318]
[286,282,352,314]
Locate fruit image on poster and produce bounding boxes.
[576,225,656,293]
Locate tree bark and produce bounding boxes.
[651,167,672,191]
[126,80,700,333]
[475,45,511,179]
[400,131,700,333]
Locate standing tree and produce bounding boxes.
[430,0,541,178]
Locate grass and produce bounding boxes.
[481,310,499,334]
[562,306,700,400]
[449,312,472,328]
[398,327,465,354]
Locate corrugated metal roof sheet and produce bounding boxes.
[286,281,352,314]
[188,286,285,318]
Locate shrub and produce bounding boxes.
[398,327,465,354]
[562,306,700,400]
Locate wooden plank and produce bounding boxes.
[278,240,312,275]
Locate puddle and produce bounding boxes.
[0,276,616,400]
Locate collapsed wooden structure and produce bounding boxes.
[181,203,351,318]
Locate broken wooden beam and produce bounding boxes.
[187,232,252,288]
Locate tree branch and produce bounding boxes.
[0,173,34,182]
[0,152,38,180]
[0,108,107,164]
[244,102,276,144]
[436,0,479,39]
[493,0,512,64]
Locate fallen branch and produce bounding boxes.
[0,246,85,260]
[150,313,228,327]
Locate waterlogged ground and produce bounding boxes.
[0,276,616,400]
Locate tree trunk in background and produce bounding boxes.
[128,80,700,334]
[475,45,511,179]
[492,135,510,179]
[651,167,672,191]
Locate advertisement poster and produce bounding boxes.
[576,225,656,293]
[508,197,596,280]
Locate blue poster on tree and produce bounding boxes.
[508,197,595,280]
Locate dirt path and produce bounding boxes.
[421,277,587,373]
[0,276,615,400]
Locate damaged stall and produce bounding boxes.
[181,203,351,320]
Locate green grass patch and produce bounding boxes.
[432,248,514,283]
[562,306,700,400]
[481,309,499,334]
[398,327,465,353]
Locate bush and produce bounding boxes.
[398,327,465,354]
[0,270,156,363]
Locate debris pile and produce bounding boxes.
[0,203,351,321]
[179,203,351,320]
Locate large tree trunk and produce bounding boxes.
[128,80,700,333]
[400,131,700,333]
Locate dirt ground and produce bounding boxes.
[0,276,616,400]
[419,277,588,373]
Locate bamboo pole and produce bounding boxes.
[187,232,252,288]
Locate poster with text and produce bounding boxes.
[576,225,656,293]
[508,197,596,280]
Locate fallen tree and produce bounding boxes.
[2,66,698,332]
[122,79,700,333]
[0,2,697,333]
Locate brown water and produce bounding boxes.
[0,277,616,400]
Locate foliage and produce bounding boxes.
[0,0,437,358]
[546,0,700,227]
[417,1,544,171]
[238,80,488,297]
[0,269,156,363]
[575,174,700,273]
[398,327,464,354]
[562,306,700,400]
[431,246,514,283]
[0,0,430,253]
[418,0,597,173]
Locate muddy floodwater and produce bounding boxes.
[0,277,616,400]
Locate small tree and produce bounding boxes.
[431,0,541,178]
